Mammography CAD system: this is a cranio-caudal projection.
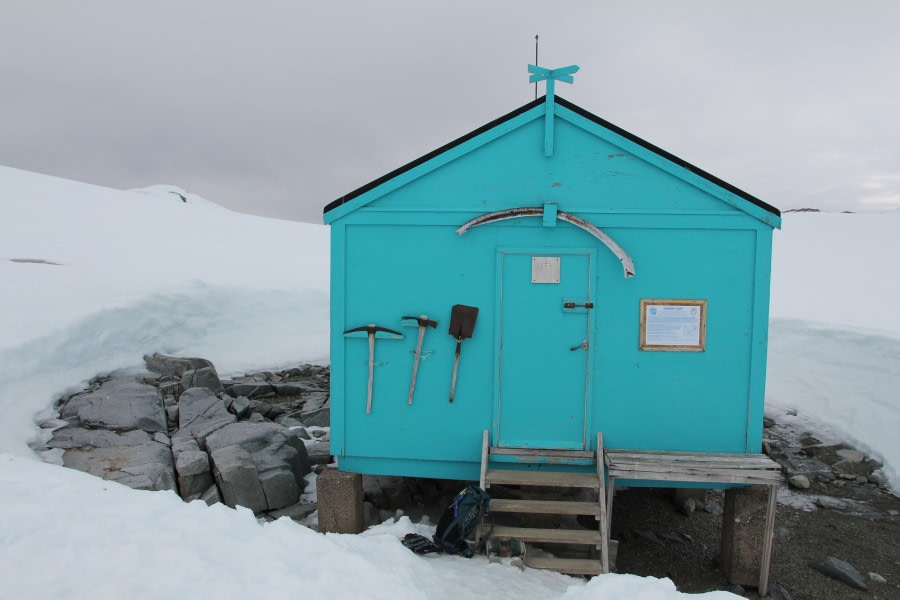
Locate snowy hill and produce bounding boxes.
[0,165,896,599]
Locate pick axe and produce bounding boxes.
[448,304,478,403]
[343,324,404,414]
[400,315,438,405]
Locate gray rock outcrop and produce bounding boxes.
[206,422,310,512]
[63,441,176,492]
[60,377,166,433]
[176,387,236,448]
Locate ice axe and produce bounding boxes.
[448,304,478,403]
[401,315,438,405]
[343,324,404,414]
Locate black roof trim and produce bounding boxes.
[323,97,545,215]
[555,96,780,217]
[324,95,780,218]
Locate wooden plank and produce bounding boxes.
[485,469,600,488]
[490,525,602,545]
[759,484,778,596]
[607,449,774,461]
[491,447,595,460]
[607,453,778,467]
[609,456,780,469]
[490,498,600,516]
[608,463,780,477]
[609,472,780,486]
[597,432,610,574]
[524,556,603,576]
[479,430,489,490]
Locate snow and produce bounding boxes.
[0,166,897,598]
[767,213,900,490]
[0,166,741,599]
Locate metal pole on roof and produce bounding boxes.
[534,35,539,99]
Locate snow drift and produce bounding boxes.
[0,165,896,598]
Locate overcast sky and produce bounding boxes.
[2,1,899,223]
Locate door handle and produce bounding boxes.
[570,340,588,351]
[563,301,594,309]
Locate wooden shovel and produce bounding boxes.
[448,304,478,403]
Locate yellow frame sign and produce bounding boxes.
[639,299,707,352]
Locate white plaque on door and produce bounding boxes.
[531,256,560,284]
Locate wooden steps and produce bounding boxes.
[483,469,600,488]
[523,556,605,576]
[478,431,611,576]
[490,525,602,545]
[490,498,601,517]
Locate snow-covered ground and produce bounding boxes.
[768,213,900,489]
[0,165,896,598]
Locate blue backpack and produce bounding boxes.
[402,485,491,558]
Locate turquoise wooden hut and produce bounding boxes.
[323,66,780,483]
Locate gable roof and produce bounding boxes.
[323,95,780,226]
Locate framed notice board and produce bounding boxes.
[639,299,707,352]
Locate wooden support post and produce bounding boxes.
[596,432,610,574]
[759,484,778,596]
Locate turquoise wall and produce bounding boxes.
[328,102,775,480]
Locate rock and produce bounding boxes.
[209,445,268,512]
[832,459,869,477]
[301,392,330,413]
[272,382,324,395]
[305,441,332,466]
[677,497,696,516]
[206,422,309,513]
[201,484,221,506]
[37,417,69,430]
[798,432,822,447]
[659,533,686,544]
[274,415,305,429]
[228,396,251,419]
[855,475,868,484]
[63,442,176,492]
[144,353,214,378]
[722,584,744,595]
[788,475,810,489]
[292,427,311,440]
[835,449,865,463]
[814,496,848,510]
[704,502,723,516]
[153,432,171,446]
[165,405,179,424]
[247,399,278,419]
[180,367,224,395]
[172,438,213,500]
[868,572,886,583]
[60,377,166,433]
[266,502,318,522]
[767,583,793,600]
[762,416,775,429]
[775,526,790,538]
[176,388,236,448]
[248,413,266,423]
[48,427,152,449]
[303,407,330,427]
[869,470,888,487]
[809,556,868,591]
[225,382,275,399]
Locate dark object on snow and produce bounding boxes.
[433,484,490,557]
[401,533,443,555]
[809,556,868,591]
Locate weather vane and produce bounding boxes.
[527,63,579,157]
